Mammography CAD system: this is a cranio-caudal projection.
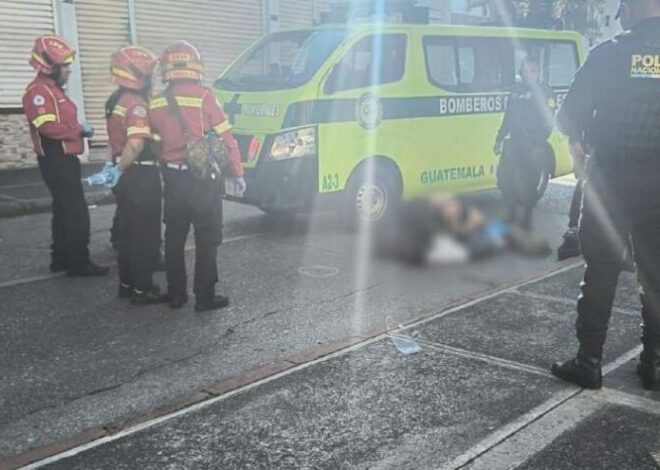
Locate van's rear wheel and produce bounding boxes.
[343,163,401,231]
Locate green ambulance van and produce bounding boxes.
[214,23,584,225]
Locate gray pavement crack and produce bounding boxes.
[8,282,385,426]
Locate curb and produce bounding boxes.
[0,259,583,469]
[0,191,114,219]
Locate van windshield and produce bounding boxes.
[216,29,348,91]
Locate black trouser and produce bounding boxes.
[37,154,90,270]
[497,139,550,230]
[115,165,162,291]
[163,168,223,302]
[568,178,583,229]
[577,158,660,359]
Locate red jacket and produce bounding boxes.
[106,89,151,159]
[22,74,84,156]
[149,81,243,177]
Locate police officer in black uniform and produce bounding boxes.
[557,0,636,262]
[494,57,555,231]
[553,0,660,391]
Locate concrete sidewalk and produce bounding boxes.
[0,151,113,218]
[11,264,660,470]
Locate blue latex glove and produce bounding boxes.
[84,163,120,187]
[233,177,246,195]
[105,165,122,188]
[81,122,95,138]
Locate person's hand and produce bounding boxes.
[569,140,586,162]
[105,165,122,188]
[81,122,95,138]
[233,176,246,195]
[493,141,503,156]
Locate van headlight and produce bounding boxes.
[270,127,316,160]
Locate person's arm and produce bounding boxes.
[117,138,145,172]
[23,85,83,141]
[557,43,609,158]
[495,98,513,146]
[117,103,151,172]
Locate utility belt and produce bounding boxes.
[113,156,159,167]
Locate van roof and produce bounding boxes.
[283,23,582,42]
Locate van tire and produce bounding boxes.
[342,162,401,231]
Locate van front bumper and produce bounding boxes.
[224,156,318,212]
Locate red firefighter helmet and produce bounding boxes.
[110,45,158,90]
[160,41,204,82]
[30,35,76,75]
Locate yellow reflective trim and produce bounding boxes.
[213,121,232,134]
[149,96,203,109]
[126,126,151,137]
[113,105,127,117]
[150,97,167,110]
[175,96,203,108]
[32,114,57,128]
[31,52,49,67]
[111,66,136,82]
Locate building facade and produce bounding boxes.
[0,0,455,168]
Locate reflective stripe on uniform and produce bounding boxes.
[213,121,232,134]
[32,113,57,128]
[126,126,151,137]
[149,96,203,109]
[113,105,127,117]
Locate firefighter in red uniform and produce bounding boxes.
[149,41,245,312]
[23,35,108,277]
[105,46,167,304]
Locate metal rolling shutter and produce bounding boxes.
[76,0,130,145]
[135,0,263,87]
[279,0,315,30]
[0,0,55,108]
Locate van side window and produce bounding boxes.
[457,39,513,92]
[547,42,578,88]
[424,37,513,92]
[424,40,458,88]
[326,34,406,94]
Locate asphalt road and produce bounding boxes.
[1,180,658,469]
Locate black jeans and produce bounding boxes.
[115,165,162,291]
[163,168,223,302]
[577,159,660,357]
[37,154,90,269]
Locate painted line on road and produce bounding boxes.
[438,344,645,470]
[396,262,584,334]
[418,340,552,378]
[598,388,660,416]
[17,260,585,469]
[0,234,262,291]
[458,393,602,470]
[20,335,387,470]
[454,383,660,470]
[510,289,641,317]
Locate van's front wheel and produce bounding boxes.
[342,163,401,231]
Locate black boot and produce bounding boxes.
[67,262,110,277]
[118,283,133,299]
[168,293,189,309]
[637,346,660,391]
[551,353,602,389]
[131,286,169,306]
[195,295,230,313]
[557,227,581,261]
